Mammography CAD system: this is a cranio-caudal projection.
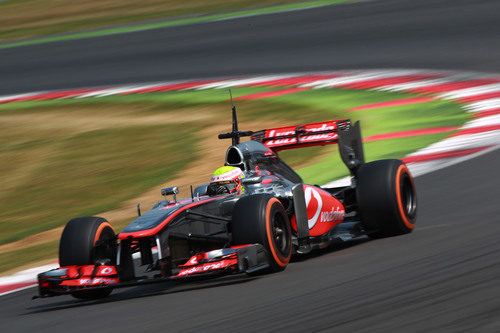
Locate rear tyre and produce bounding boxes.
[59,216,116,299]
[232,195,292,272]
[356,159,417,237]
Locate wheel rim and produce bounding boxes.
[400,173,417,220]
[271,211,290,256]
[93,227,116,264]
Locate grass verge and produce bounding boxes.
[0,241,58,273]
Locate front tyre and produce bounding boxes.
[232,195,292,272]
[59,216,116,299]
[356,159,417,237]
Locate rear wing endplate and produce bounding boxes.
[337,120,365,174]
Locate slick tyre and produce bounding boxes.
[232,195,292,272]
[59,216,116,299]
[356,159,417,237]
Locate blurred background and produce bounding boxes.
[0,0,499,331]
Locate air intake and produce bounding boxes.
[226,146,245,170]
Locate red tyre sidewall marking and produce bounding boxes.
[265,198,291,267]
[395,165,416,229]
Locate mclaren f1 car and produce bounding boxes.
[35,105,417,300]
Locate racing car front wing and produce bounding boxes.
[35,244,268,299]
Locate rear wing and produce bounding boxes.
[251,119,365,173]
[251,120,347,151]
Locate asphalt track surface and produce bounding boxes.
[1,0,500,332]
[1,0,500,95]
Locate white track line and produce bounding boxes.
[465,98,500,112]
[461,114,500,128]
[300,70,421,88]
[439,83,500,100]
[406,131,500,156]
[195,75,296,89]
[0,284,39,297]
[0,263,59,285]
[376,78,454,92]
[407,145,500,177]
[0,92,46,102]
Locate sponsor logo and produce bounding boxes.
[177,260,237,277]
[185,256,199,266]
[178,262,223,276]
[305,187,322,229]
[320,207,345,222]
[79,278,118,285]
[99,267,114,275]
[268,129,295,138]
[266,123,337,147]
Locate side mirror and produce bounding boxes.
[161,186,179,202]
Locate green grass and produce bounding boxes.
[0,86,467,272]
[0,105,200,244]
[0,97,323,245]
[0,241,58,273]
[0,124,199,244]
[0,0,354,48]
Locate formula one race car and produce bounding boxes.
[35,105,417,300]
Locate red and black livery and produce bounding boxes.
[35,106,417,300]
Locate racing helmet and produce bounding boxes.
[207,166,244,196]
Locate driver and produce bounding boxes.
[207,166,244,196]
